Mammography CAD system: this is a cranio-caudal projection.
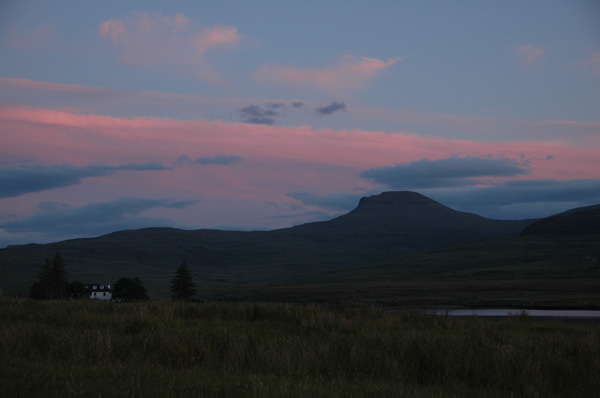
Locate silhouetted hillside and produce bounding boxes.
[521,205,600,236]
[0,191,533,296]
[265,202,599,309]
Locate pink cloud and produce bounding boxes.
[1,104,599,235]
[1,105,598,183]
[515,44,546,67]
[255,54,402,95]
[0,77,247,113]
[0,77,113,95]
[3,77,599,144]
[354,106,600,142]
[98,12,241,84]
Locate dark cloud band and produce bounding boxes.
[316,101,346,116]
[0,162,171,198]
[360,156,528,189]
[0,197,196,236]
[287,191,363,211]
[195,155,242,165]
[240,104,278,125]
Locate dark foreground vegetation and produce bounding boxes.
[1,298,599,397]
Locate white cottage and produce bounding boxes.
[86,283,113,301]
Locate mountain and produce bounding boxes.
[283,191,529,252]
[258,203,599,309]
[0,191,533,296]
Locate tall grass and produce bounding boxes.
[1,298,599,396]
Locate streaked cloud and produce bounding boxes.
[0,77,118,100]
[98,12,241,84]
[316,101,346,116]
[175,155,193,166]
[2,105,598,182]
[458,178,600,205]
[0,162,170,198]
[1,3,599,249]
[0,197,196,237]
[360,156,529,189]
[516,44,546,67]
[288,180,600,222]
[287,191,364,211]
[255,54,401,95]
[1,103,599,247]
[240,104,279,125]
[430,178,600,219]
[3,78,599,143]
[196,155,243,165]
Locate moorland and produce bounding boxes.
[1,191,600,396]
[1,298,599,397]
[0,191,598,309]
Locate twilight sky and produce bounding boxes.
[1,1,600,247]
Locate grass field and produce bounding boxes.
[1,298,599,396]
[195,233,600,309]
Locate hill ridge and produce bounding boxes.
[522,205,600,236]
[0,191,537,295]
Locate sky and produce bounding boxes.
[1,1,599,247]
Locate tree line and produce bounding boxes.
[30,253,196,301]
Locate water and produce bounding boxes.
[425,309,600,318]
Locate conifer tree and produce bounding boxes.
[170,260,196,300]
[30,253,68,299]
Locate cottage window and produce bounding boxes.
[93,286,97,289]
[100,285,104,289]
[103,292,106,296]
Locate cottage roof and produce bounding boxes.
[85,283,112,292]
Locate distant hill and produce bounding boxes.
[521,205,600,236]
[256,203,599,309]
[0,191,533,296]
[284,191,530,252]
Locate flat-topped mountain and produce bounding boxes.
[283,191,530,252]
[357,190,439,208]
[0,191,534,295]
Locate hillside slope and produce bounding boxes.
[250,204,599,308]
[521,204,600,236]
[283,191,528,252]
[0,191,532,296]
